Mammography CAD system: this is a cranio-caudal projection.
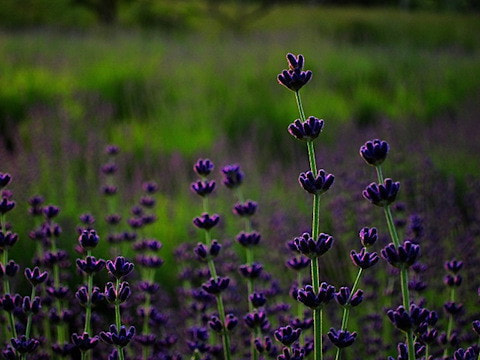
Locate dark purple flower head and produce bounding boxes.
[24,267,48,286]
[106,256,134,279]
[0,231,18,250]
[274,325,302,346]
[363,179,400,207]
[76,286,104,306]
[350,248,379,269]
[250,292,267,308]
[5,260,19,277]
[208,315,223,333]
[101,163,117,175]
[293,232,334,258]
[135,254,164,268]
[140,196,155,208]
[11,336,40,354]
[79,213,95,226]
[239,263,263,279]
[286,256,311,271]
[105,281,131,303]
[277,53,312,92]
[359,227,378,247]
[194,159,214,177]
[444,274,462,287]
[0,293,22,312]
[225,313,238,331]
[202,277,230,294]
[453,347,478,360]
[100,325,136,347]
[194,241,221,260]
[138,281,160,295]
[445,259,463,274]
[254,336,275,354]
[444,301,463,315]
[473,321,480,336]
[381,241,420,268]
[236,231,261,247]
[102,185,117,196]
[193,213,220,231]
[359,139,390,166]
[233,200,257,217]
[78,229,100,250]
[191,180,216,197]
[244,310,270,331]
[71,333,99,351]
[28,195,44,216]
[106,144,120,155]
[335,287,364,307]
[288,116,324,141]
[43,205,60,219]
[328,328,357,348]
[105,214,122,225]
[0,196,15,214]
[387,305,412,332]
[221,164,244,189]
[277,346,305,360]
[298,170,334,195]
[22,296,41,314]
[142,181,158,194]
[76,256,105,274]
[296,283,335,309]
[0,173,12,188]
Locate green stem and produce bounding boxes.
[2,248,17,340]
[114,279,125,360]
[295,91,306,121]
[84,251,93,335]
[311,257,322,360]
[443,288,456,358]
[25,287,36,339]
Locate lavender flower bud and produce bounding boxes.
[239,263,263,279]
[106,256,134,279]
[277,346,305,360]
[208,315,223,333]
[233,200,257,217]
[76,256,105,274]
[293,232,334,258]
[286,256,311,271]
[5,260,19,277]
[350,248,379,269]
[327,328,357,348]
[43,205,60,219]
[296,283,335,309]
[225,313,238,331]
[444,274,462,287]
[250,292,267,308]
[0,231,18,250]
[194,159,214,177]
[11,336,40,354]
[0,197,15,214]
[244,310,270,331]
[24,267,48,286]
[298,170,334,195]
[335,287,364,307]
[0,173,12,188]
[363,179,400,207]
[381,241,420,268]
[445,259,463,274]
[359,227,378,247]
[222,164,244,189]
[191,180,216,197]
[277,53,312,92]
[78,229,100,250]
[288,116,324,141]
[71,333,99,351]
[236,231,261,247]
[193,213,220,230]
[100,325,136,347]
[359,139,389,166]
[202,277,230,294]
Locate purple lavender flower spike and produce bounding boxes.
[350,248,379,269]
[277,53,313,92]
[106,144,120,155]
[194,158,214,177]
[236,231,261,247]
[209,315,223,333]
[76,256,105,274]
[106,256,134,279]
[24,267,48,286]
[202,277,230,294]
[0,196,15,214]
[143,181,158,194]
[225,313,238,330]
[100,325,136,347]
[101,163,118,175]
[445,259,463,274]
[140,196,155,208]
[233,200,257,217]
[335,287,364,307]
[359,227,378,247]
[444,274,462,287]
[79,213,95,226]
[106,214,121,225]
[105,281,131,303]
[286,256,311,271]
[381,241,420,268]
[221,164,244,189]
[298,170,334,195]
[0,173,12,188]
[244,310,270,331]
[444,301,463,315]
[102,185,117,196]
[296,283,335,309]
[288,116,324,141]
[42,205,60,219]
[274,325,302,346]
[5,260,19,277]
[239,263,263,279]
[277,346,305,360]
[250,292,267,308]
[453,347,478,360]
[0,231,18,249]
[28,195,44,216]
[0,293,22,312]
[363,179,400,206]
[11,336,40,354]
[193,213,220,230]
[387,305,412,332]
[191,180,216,197]
[71,333,99,351]
[22,296,41,314]
[78,229,100,249]
[359,139,390,166]
[293,232,334,258]
[327,328,357,348]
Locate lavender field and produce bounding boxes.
[1,4,480,360]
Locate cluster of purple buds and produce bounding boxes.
[350,248,379,269]
[202,277,230,294]
[327,328,357,348]
[288,116,324,141]
[236,231,261,247]
[359,139,390,166]
[274,325,302,346]
[100,325,136,347]
[76,256,106,274]
[221,164,244,189]
[381,241,420,268]
[105,281,131,303]
[24,266,48,286]
[244,310,270,332]
[233,200,257,217]
[286,256,310,271]
[71,332,99,351]
[359,227,378,247]
[78,229,100,250]
[277,53,312,92]
[106,256,134,279]
[277,346,305,360]
[298,170,334,195]
[208,313,238,333]
[0,231,18,250]
[291,232,334,258]
[363,178,400,207]
[193,213,220,230]
[191,180,216,197]
[335,287,364,307]
[296,283,335,309]
[444,259,463,287]
[194,240,221,260]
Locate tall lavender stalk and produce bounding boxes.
[191,159,232,360]
[360,140,416,360]
[278,53,333,360]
